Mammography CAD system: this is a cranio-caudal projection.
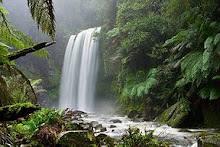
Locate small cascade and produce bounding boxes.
[59,27,101,112]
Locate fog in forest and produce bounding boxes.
[1,0,220,146]
[2,0,115,110]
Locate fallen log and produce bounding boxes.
[0,103,40,121]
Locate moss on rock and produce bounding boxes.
[156,99,191,127]
[202,133,220,147]
[56,130,95,147]
[95,133,115,147]
[0,103,40,121]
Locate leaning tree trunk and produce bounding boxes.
[142,95,147,118]
[8,41,56,62]
[0,41,56,106]
[0,76,13,106]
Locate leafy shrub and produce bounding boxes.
[119,127,168,147]
[7,108,63,144]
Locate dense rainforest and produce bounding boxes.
[0,0,220,146]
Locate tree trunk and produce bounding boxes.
[7,41,56,62]
[0,76,13,106]
[142,95,147,118]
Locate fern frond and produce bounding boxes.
[181,51,203,86]
[30,79,42,86]
[210,86,220,100]
[120,68,158,101]
[212,75,220,80]
[0,42,11,64]
[27,0,55,40]
[199,84,220,100]
[0,6,49,59]
[199,86,210,99]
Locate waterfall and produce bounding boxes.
[59,27,101,112]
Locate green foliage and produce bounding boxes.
[107,0,220,117]
[0,5,49,63]
[108,0,172,67]
[199,83,220,100]
[121,68,158,102]
[30,79,47,94]
[0,42,11,64]
[29,108,63,126]
[119,127,168,147]
[181,51,203,86]
[0,65,37,106]
[106,27,120,38]
[48,87,59,99]
[48,67,60,99]
[7,108,63,143]
[163,1,220,99]
[27,0,55,39]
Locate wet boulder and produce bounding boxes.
[94,124,103,130]
[100,127,107,132]
[81,123,90,130]
[90,121,99,127]
[202,133,220,146]
[110,119,122,123]
[73,110,87,117]
[56,130,94,146]
[156,99,191,127]
[127,110,140,119]
[110,125,116,128]
[95,134,115,146]
[94,124,107,132]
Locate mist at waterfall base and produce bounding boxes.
[59,27,115,113]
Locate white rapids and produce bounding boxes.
[83,113,217,147]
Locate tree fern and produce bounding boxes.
[181,51,203,86]
[120,68,158,101]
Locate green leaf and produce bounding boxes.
[204,36,214,50]
[181,51,203,84]
[0,6,9,14]
[0,42,12,49]
[136,71,145,81]
[212,76,220,80]
[107,27,120,38]
[214,33,220,45]
[199,87,209,99]
[210,86,220,100]
[202,49,212,77]
[175,78,188,88]
[27,0,55,39]
[23,121,37,131]
[216,42,220,55]
[30,79,42,86]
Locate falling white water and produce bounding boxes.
[59,27,101,112]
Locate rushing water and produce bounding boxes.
[59,27,101,112]
[83,113,219,147]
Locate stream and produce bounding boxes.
[82,113,218,147]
